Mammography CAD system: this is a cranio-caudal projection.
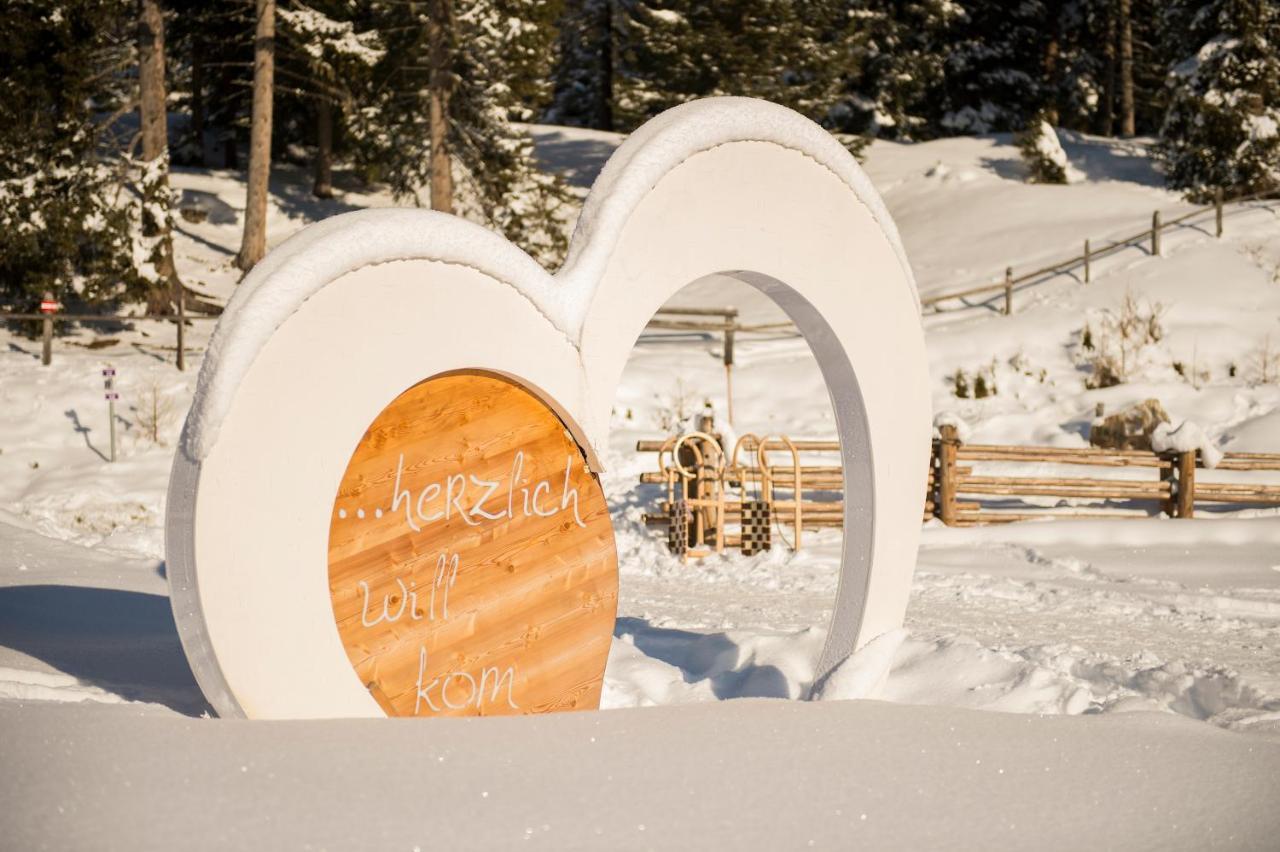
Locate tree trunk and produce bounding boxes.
[1101,0,1116,136]
[1118,0,1135,137]
[192,35,207,166]
[139,0,167,163]
[1043,36,1060,126]
[597,0,614,132]
[1041,0,1062,126]
[237,0,275,272]
[313,98,334,199]
[427,0,454,214]
[138,0,182,313]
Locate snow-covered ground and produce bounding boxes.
[3,125,1279,845]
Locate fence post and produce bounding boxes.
[1003,267,1013,316]
[1175,450,1196,518]
[175,281,186,372]
[1159,454,1176,516]
[1152,210,1161,256]
[1215,188,1223,238]
[723,320,735,426]
[40,290,54,366]
[938,424,959,525]
[1083,238,1091,283]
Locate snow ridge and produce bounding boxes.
[182,97,917,461]
[559,96,919,322]
[184,210,556,461]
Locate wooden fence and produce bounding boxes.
[643,306,796,425]
[2,308,219,371]
[932,424,1280,525]
[638,427,1280,556]
[920,188,1277,314]
[10,188,1275,374]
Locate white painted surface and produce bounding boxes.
[578,141,930,668]
[183,98,917,462]
[191,260,587,718]
[168,98,930,718]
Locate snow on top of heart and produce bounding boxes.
[182,97,914,462]
[559,97,917,310]
[184,209,551,461]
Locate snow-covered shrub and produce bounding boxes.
[652,378,699,434]
[1085,291,1166,387]
[1250,335,1279,385]
[951,363,998,398]
[133,382,177,447]
[973,371,996,398]
[1015,112,1076,185]
[1089,399,1170,451]
[1086,351,1123,390]
[1174,345,1212,389]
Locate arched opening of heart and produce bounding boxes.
[603,272,871,704]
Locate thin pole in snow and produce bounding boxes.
[103,366,118,463]
[40,290,56,366]
[723,323,735,427]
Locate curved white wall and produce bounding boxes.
[167,98,931,719]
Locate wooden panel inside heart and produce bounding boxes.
[327,372,618,717]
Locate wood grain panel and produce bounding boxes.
[327,372,618,717]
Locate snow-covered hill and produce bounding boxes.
[2,124,1278,847]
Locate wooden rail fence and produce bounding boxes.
[932,424,1280,525]
[11,188,1275,375]
[920,188,1277,315]
[643,306,796,425]
[3,307,219,371]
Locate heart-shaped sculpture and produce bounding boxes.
[166,97,931,719]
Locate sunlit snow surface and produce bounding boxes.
[3,127,1279,727]
[2,125,1279,847]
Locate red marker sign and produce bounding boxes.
[40,300,59,314]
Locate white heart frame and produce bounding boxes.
[166,97,931,719]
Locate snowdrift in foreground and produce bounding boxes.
[4,699,1278,851]
[602,621,1280,734]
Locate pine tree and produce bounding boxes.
[276,1,383,198]
[939,0,1052,133]
[1016,110,1075,183]
[492,0,564,121]
[823,0,959,140]
[546,0,615,129]
[1156,0,1280,199]
[168,0,254,168]
[0,1,140,310]
[357,0,574,267]
[611,0,703,129]
[616,1,842,131]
